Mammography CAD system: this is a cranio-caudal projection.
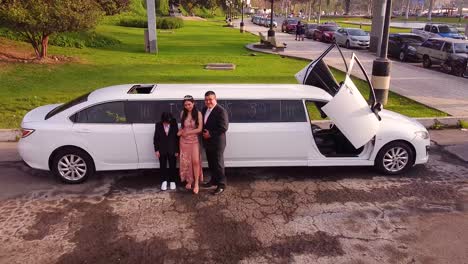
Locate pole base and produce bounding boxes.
[268,29,275,37]
[371,59,392,105]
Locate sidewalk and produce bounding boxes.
[430,129,468,162]
[235,20,468,117]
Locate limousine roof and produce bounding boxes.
[88,84,333,102]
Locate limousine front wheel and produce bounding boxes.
[51,148,94,184]
[375,141,415,175]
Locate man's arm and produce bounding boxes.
[209,107,229,137]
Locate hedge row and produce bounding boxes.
[119,16,184,29]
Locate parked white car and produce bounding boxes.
[18,45,430,183]
[334,28,370,49]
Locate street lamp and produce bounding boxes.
[240,0,245,33]
[268,0,275,37]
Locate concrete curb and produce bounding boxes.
[1,117,467,142]
[0,129,20,142]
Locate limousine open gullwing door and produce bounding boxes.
[295,44,381,149]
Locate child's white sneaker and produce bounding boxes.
[161,181,167,191]
[170,182,176,190]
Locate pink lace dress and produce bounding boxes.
[179,118,203,185]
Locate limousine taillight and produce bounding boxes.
[21,128,35,138]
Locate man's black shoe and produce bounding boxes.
[201,182,216,188]
[212,187,225,195]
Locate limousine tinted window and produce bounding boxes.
[127,100,204,123]
[127,100,306,123]
[73,101,127,124]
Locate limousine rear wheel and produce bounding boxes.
[375,141,415,175]
[51,148,94,184]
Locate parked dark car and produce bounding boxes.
[312,25,338,42]
[388,33,425,61]
[281,19,298,33]
[304,23,319,39]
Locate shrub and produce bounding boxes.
[157,17,184,29]
[119,17,147,27]
[119,16,184,29]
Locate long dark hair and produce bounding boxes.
[181,95,199,129]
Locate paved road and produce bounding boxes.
[0,138,467,263]
[238,19,468,117]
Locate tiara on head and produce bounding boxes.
[184,95,194,100]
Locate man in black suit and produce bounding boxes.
[153,112,179,191]
[201,91,229,195]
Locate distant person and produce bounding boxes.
[201,91,229,195]
[154,112,179,191]
[296,21,305,41]
[178,95,204,194]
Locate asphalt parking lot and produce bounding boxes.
[0,140,467,264]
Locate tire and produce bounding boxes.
[51,147,95,184]
[321,36,326,42]
[345,40,350,49]
[422,55,432,68]
[399,51,406,62]
[375,141,415,175]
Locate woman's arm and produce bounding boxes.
[177,111,184,136]
[184,111,203,135]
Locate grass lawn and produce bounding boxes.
[0,18,446,128]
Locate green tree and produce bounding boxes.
[156,0,169,15]
[95,0,130,15]
[0,0,103,59]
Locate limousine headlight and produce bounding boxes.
[414,131,429,139]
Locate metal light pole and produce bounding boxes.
[371,0,392,105]
[240,0,245,32]
[145,0,158,53]
[268,0,275,37]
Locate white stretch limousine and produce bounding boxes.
[18,47,430,183]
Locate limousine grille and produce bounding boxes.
[127,84,156,94]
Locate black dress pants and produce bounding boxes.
[159,153,177,182]
[205,147,226,188]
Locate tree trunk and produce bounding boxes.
[458,0,464,22]
[40,35,49,59]
[344,0,351,15]
[318,0,321,23]
[405,0,410,20]
[427,0,433,21]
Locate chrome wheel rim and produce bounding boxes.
[58,154,87,181]
[383,147,409,172]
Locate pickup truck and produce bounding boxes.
[411,24,466,40]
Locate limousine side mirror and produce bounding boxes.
[372,103,382,121]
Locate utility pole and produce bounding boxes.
[268,0,275,38]
[371,0,392,105]
[240,0,245,32]
[369,0,385,53]
[145,0,158,53]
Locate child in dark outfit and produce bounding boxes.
[153,112,179,191]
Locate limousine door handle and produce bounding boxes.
[75,128,91,134]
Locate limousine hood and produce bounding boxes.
[22,104,61,123]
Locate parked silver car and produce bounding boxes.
[334,28,370,49]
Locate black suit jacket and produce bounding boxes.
[153,120,179,154]
[202,104,229,150]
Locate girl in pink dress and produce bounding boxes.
[178,95,204,194]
